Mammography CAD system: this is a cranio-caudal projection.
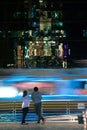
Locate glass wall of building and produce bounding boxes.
[0,0,69,68]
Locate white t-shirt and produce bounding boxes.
[22,95,30,108]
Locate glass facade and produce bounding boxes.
[0,0,87,68]
[0,0,69,68]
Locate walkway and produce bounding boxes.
[0,122,84,130]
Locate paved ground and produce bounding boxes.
[0,122,84,130]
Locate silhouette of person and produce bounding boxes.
[31,87,45,124]
[21,90,30,125]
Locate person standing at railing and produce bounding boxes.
[21,90,30,125]
[31,87,45,124]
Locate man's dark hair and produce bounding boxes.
[34,87,38,92]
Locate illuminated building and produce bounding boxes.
[0,0,87,68]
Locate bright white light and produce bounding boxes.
[0,86,18,98]
[39,0,43,3]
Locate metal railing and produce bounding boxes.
[0,100,86,122]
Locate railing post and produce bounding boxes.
[13,101,16,122]
[83,110,87,130]
[66,102,70,115]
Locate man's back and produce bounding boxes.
[32,91,42,104]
